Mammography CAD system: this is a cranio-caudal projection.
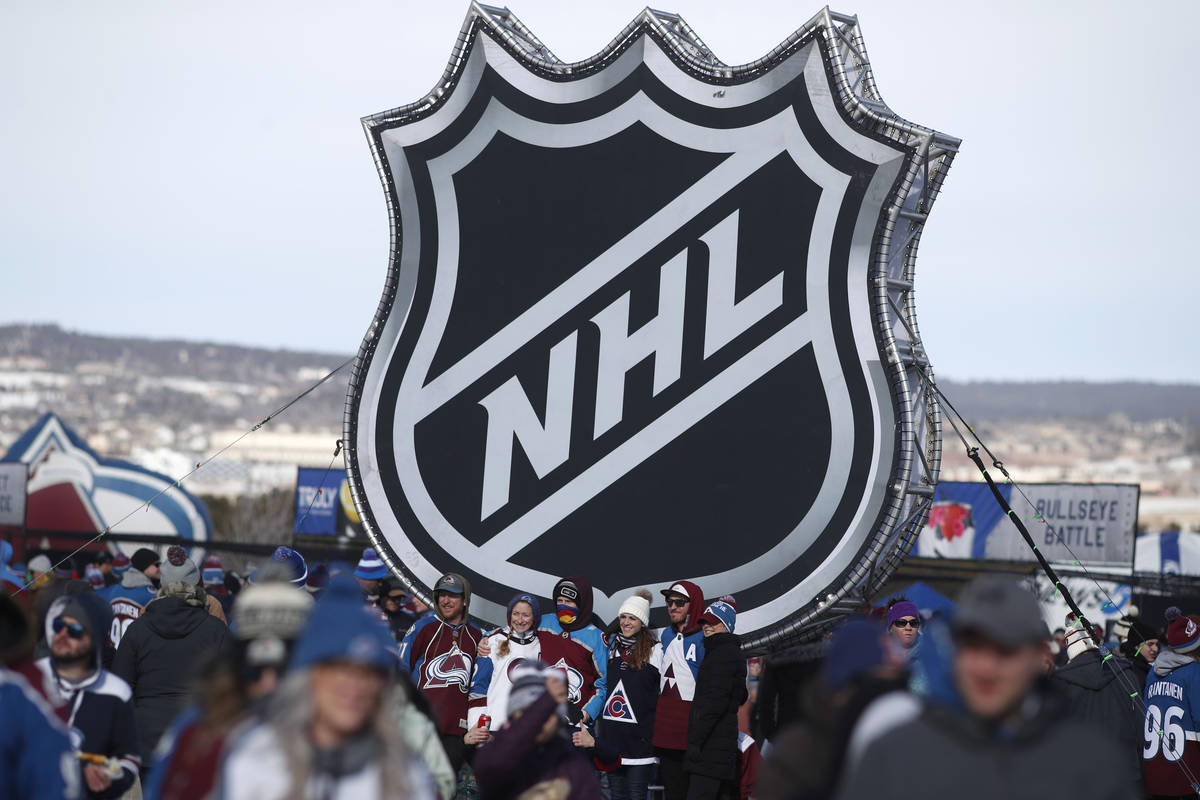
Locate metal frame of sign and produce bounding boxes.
[344,4,958,649]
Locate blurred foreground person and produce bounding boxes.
[217,573,434,799]
[837,576,1136,800]
[1,593,82,798]
[38,592,140,798]
[1142,606,1200,799]
[112,547,234,769]
[143,571,312,800]
[756,617,906,800]
[474,661,600,800]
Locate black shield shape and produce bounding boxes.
[345,8,956,642]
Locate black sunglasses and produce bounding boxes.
[892,618,921,629]
[52,617,87,639]
[665,598,688,608]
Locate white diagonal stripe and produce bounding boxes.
[414,144,779,419]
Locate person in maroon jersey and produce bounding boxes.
[398,572,484,773]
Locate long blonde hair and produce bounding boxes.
[267,668,416,798]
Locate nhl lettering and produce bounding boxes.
[479,210,784,520]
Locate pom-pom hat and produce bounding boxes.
[698,600,736,633]
[618,589,652,627]
[160,546,200,586]
[353,548,389,581]
[1165,606,1200,654]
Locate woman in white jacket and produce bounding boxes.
[466,592,542,739]
[216,574,434,800]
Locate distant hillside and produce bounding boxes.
[0,324,1196,430]
[937,380,1200,424]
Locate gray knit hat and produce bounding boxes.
[159,545,200,586]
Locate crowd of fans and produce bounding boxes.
[1,539,1198,800]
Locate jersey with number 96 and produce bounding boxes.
[1143,660,1200,796]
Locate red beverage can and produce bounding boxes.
[475,715,491,747]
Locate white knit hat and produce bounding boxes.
[618,589,652,626]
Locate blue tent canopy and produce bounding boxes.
[874,581,957,616]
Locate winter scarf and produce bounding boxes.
[155,581,207,608]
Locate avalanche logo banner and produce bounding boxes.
[344,6,955,639]
[2,413,211,554]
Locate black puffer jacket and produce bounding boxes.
[111,591,233,765]
[1049,648,1143,778]
[685,631,747,780]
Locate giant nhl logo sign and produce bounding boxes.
[345,5,958,647]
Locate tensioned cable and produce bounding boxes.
[916,366,1200,794]
[7,357,353,598]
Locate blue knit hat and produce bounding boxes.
[270,546,308,587]
[698,600,737,633]
[353,548,389,581]
[291,573,397,673]
[508,593,541,627]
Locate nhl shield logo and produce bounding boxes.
[345,7,957,642]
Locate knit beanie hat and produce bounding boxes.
[887,600,921,628]
[353,548,389,581]
[507,659,553,719]
[1165,607,1200,654]
[202,555,224,587]
[160,546,200,586]
[269,546,308,587]
[234,580,314,667]
[111,553,131,576]
[618,589,652,627]
[84,564,105,589]
[131,548,160,574]
[290,573,396,673]
[698,600,737,633]
[507,593,541,627]
[1064,612,1098,660]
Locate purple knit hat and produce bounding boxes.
[887,600,921,628]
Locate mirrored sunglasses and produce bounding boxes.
[52,618,87,639]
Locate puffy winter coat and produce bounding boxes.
[836,690,1138,799]
[1049,648,1143,778]
[111,591,234,764]
[685,631,747,781]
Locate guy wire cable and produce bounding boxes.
[8,357,353,598]
[293,439,345,540]
[918,366,1200,795]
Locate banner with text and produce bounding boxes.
[0,463,27,526]
[917,481,1138,568]
[294,467,349,535]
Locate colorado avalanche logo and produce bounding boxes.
[603,680,638,725]
[424,645,472,690]
[550,657,584,705]
[505,657,534,680]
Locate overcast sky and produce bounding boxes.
[3,0,1197,383]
